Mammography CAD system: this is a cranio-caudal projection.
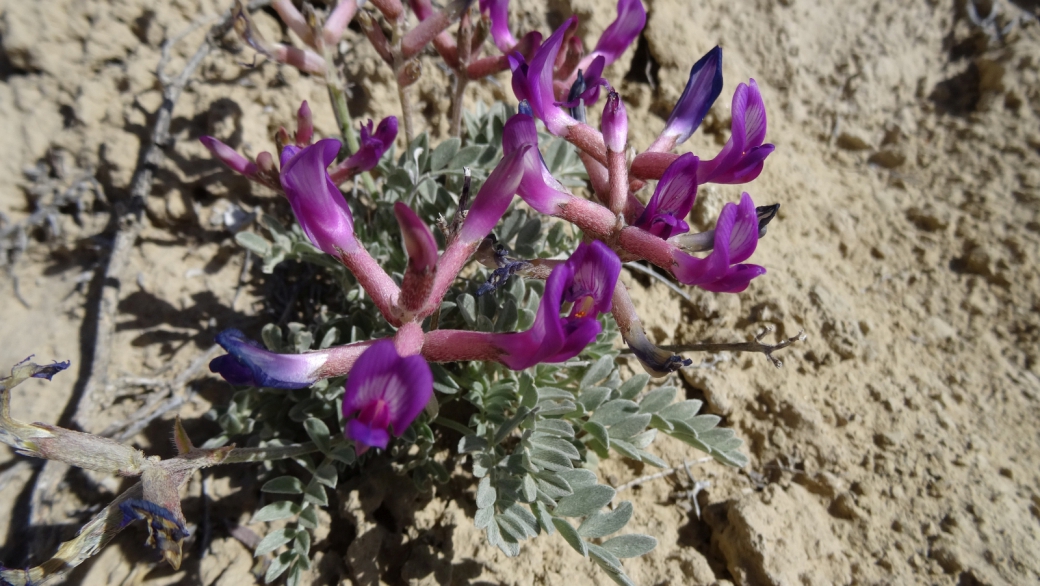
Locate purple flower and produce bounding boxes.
[458,146,528,245]
[494,241,620,369]
[342,340,432,451]
[210,329,327,389]
[699,79,774,184]
[501,108,573,214]
[671,192,764,292]
[634,152,699,239]
[600,88,628,153]
[394,202,438,272]
[560,56,608,110]
[338,116,398,177]
[280,138,359,256]
[200,136,260,177]
[654,46,723,149]
[509,18,578,136]
[576,0,646,75]
[480,0,517,52]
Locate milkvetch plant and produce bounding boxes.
[1,1,797,585]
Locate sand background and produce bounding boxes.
[2,0,1039,584]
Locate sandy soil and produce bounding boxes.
[2,0,1040,584]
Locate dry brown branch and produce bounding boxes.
[26,0,271,561]
[653,327,808,368]
[615,457,712,492]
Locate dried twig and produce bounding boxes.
[27,0,271,559]
[615,457,712,492]
[623,261,693,303]
[629,327,807,368]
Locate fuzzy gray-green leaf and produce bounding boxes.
[252,500,302,523]
[601,534,658,558]
[554,485,616,517]
[638,387,677,414]
[262,476,303,494]
[254,528,295,557]
[577,501,633,538]
[552,517,588,558]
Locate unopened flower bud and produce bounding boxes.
[601,89,628,153]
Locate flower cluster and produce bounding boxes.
[207,0,776,455]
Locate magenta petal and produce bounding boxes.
[280,138,357,256]
[601,89,628,152]
[635,152,698,239]
[343,116,398,173]
[394,202,438,271]
[342,340,432,447]
[564,241,621,316]
[345,419,391,450]
[588,0,646,66]
[492,263,570,369]
[513,18,577,135]
[699,264,766,293]
[502,111,572,214]
[661,46,723,145]
[482,0,518,52]
[543,318,602,363]
[201,136,259,177]
[726,193,759,263]
[671,202,736,286]
[210,329,327,389]
[460,146,527,243]
[699,80,771,185]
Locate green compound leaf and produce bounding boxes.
[477,476,497,509]
[303,418,331,453]
[235,231,271,256]
[430,137,460,170]
[589,400,640,426]
[552,517,588,558]
[252,500,302,523]
[601,534,658,558]
[617,374,650,400]
[637,387,677,414]
[583,421,610,450]
[577,501,634,538]
[554,485,616,518]
[580,355,616,389]
[262,476,303,495]
[587,542,624,574]
[254,528,296,557]
[265,551,295,583]
[607,413,652,440]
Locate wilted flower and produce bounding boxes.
[342,340,433,452]
[634,152,699,239]
[210,329,328,389]
[494,241,620,369]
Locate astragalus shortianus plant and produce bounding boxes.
[1,1,798,584]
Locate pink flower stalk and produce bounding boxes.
[200,136,260,178]
[633,152,699,239]
[342,340,432,452]
[329,117,399,183]
[698,79,774,185]
[648,46,723,153]
[395,202,439,312]
[493,241,620,369]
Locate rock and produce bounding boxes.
[869,148,907,168]
[708,484,852,586]
[836,130,872,151]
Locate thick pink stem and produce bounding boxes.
[565,123,607,166]
[422,330,502,363]
[358,12,394,64]
[607,149,628,217]
[370,0,405,21]
[339,248,403,326]
[317,339,379,378]
[618,226,677,273]
[402,9,453,59]
[555,198,617,241]
[411,0,461,66]
[324,0,358,44]
[400,269,435,314]
[419,241,478,318]
[466,55,509,78]
[631,151,680,181]
[394,322,426,356]
[273,44,326,74]
[272,0,314,46]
